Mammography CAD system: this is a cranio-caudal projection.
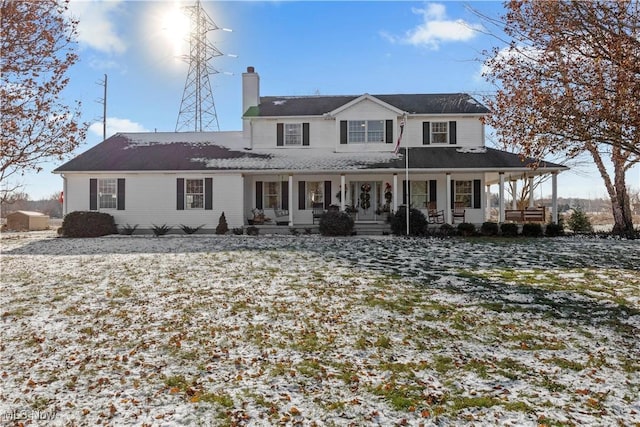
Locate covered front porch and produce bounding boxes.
[242,170,563,228]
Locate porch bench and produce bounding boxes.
[505,209,524,222]
[523,207,546,222]
[504,207,546,223]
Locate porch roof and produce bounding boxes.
[54,132,566,175]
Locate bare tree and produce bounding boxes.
[1,0,86,202]
[481,0,639,237]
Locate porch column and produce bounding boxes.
[511,179,518,209]
[552,172,558,223]
[528,175,535,207]
[392,173,398,212]
[340,174,346,211]
[499,172,505,222]
[62,175,68,216]
[288,174,294,226]
[445,173,452,224]
[485,184,491,222]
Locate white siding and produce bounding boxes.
[63,173,245,229]
[249,102,485,153]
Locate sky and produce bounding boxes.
[11,0,639,201]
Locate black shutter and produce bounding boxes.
[276,123,284,146]
[422,122,430,145]
[429,180,437,203]
[177,178,185,210]
[255,181,263,209]
[385,120,393,144]
[449,121,457,145]
[281,181,289,210]
[340,120,347,144]
[302,123,310,146]
[298,181,306,210]
[450,179,455,209]
[117,178,125,210]
[324,181,332,209]
[89,179,97,211]
[205,178,213,210]
[473,179,481,209]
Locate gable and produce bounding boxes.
[329,94,404,117]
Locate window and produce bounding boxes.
[186,179,204,209]
[306,182,324,208]
[431,122,448,144]
[410,181,428,209]
[348,120,385,143]
[284,124,302,146]
[264,181,281,209]
[455,180,472,207]
[98,179,117,209]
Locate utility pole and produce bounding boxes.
[175,0,226,132]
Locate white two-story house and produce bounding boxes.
[54,66,567,230]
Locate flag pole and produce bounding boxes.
[405,144,409,235]
[394,113,409,235]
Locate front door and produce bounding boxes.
[352,181,378,221]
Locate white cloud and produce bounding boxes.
[69,0,127,54]
[389,3,484,50]
[89,117,149,139]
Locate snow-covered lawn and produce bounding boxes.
[1,231,639,426]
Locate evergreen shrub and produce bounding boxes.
[390,207,427,236]
[61,211,117,237]
[522,223,543,237]
[319,211,354,236]
[216,212,229,235]
[567,208,593,233]
[480,222,499,236]
[545,222,565,237]
[457,222,476,237]
[500,222,519,237]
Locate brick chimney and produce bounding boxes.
[242,66,259,139]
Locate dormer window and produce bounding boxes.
[285,124,302,145]
[348,120,384,143]
[277,123,310,147]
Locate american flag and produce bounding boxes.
[393,118,406,155]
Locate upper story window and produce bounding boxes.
[431,122,449,144]
[423,121,457,145]
[277,123,309,147]
[186,179,204,209]
[285,124,302,146]
[348,120,385,143]
[98,179,117,209]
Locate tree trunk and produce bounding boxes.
[611,162,635,238]
[587,144,636,238]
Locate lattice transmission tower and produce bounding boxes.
[175,0,223,132]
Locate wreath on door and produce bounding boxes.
[360,184,371,210]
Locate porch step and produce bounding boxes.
[243,223,391,236]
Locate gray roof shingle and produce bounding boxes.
[54,132,566,173]
[249,93,489,117]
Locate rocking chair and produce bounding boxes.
[452,202,466,224]
[427,201,445,224]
